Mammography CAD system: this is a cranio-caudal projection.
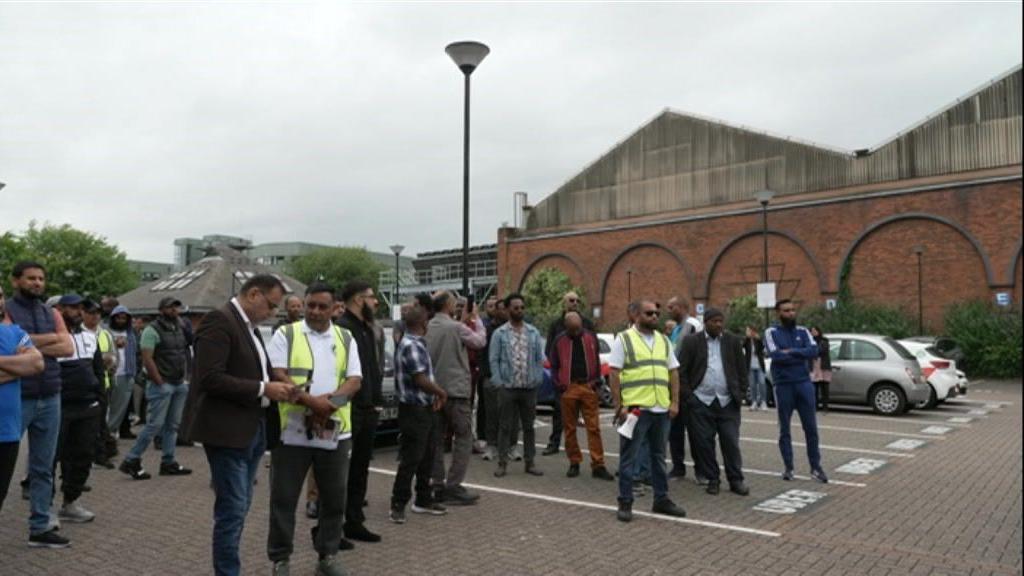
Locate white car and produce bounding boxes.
[899,339,960,409]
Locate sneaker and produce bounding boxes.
[706,482,721,495]
[389,506,407,524]
[59,501,95,523]
[118,458,151,480]
[28,529,70,549]
[810,468,829,484]
[616,500,632,523]
[567,463,580,478]
[592,467,615,481]
[159,462,192,476]
[411,501,447,516]
[481,446,496,461]
[272,560,290,576]
[315,554,349,576]
[652,498,687,518]
[509,446,524,462]
[442,486,480,506]
[759,402,769,411]
[306,500,319,519]
[782,469,795,481]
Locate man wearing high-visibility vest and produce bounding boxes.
[266,283,362,576]
[82,300,118,469]
[609,299,687,522]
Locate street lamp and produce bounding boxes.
[390,244,404,316]
[626,268,633,303]
[913,245,925,335]
[755,189,775,326]
[445,40,490,298]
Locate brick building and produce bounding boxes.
[497,66,1022,331]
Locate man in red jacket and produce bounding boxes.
[549,312,614,480]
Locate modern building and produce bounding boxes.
[380,244,498,305]
[126,259,175,283]
[498,65,1022,331]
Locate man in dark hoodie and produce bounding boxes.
[104,305,140,445]
[54,294,106,524]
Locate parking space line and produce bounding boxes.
[526,443,868,488]
[743,419,946,440]
[368,466,782,538]
[807,411,973,428]
[739,437,915,458]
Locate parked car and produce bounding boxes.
[901,336,965,364]
[899,338,960,409]
[764,334,929,416]
[378,326,399,438]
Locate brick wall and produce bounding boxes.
[498,176,1022,331]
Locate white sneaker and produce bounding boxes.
[481,446,496,461]
[509,446,524,462]
[59,501,95,523]
[759,402,769,411]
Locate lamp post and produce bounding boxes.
[913,245,924,335]
[626,268,633,303]
[755,189,775,327]
[390,244,404,316]
[445,40,490,298]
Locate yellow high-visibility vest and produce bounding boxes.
[279,321,353,436]
[97,328,114,390]
[619,328,672,409]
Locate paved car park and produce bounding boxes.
[1,381,1020,575]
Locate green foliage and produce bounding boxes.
[2,223,137,298]
[943,301,1022,378]
[725,294,766,334]
[799,301,916,339]
[288,247,384,298]
[519,267,586,332]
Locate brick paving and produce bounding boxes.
[1,380,1020,575]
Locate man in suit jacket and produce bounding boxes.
[189,274,292,576]
[676,307,750,496]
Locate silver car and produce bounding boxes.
[825,334,930,416]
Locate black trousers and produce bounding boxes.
[96,389,117,460]
[815,381,831,409]
[687,396,744,485]
[547,388,562,448]
[345,406,378,528]
[391,404,440,508]
[0,441,18,513]
[56,407,99,503]
[498,388,537,465]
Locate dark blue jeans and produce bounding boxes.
[617,411,670,503]
[204,419,266,576]
[774,380,821,471]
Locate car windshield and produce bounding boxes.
[885,338,917,361]
[599,339,611,354]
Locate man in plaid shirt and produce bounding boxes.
[389,303,449,524]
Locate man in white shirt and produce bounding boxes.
[266,283,362,576]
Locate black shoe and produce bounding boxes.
[175,439,195,447]
[541,445,559,456]
[28,529,70,549]
[305,500,319,519]
[567,464,580,478]
[729,482,750,496]
[706,482,721,495]
[338,538,354,551]
[592,467,615,481]
[344,524,381,543]
[810,468,829,484]
[652,498,686,518]
[94,458,115,470]
[119,431,137,440]
[442,486,480,506]
[524,462,544,476]
[668,467,687,479]
[118,459,151,480]
[616,500,633,523]
[159,462,192,476]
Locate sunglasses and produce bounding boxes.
[643,310,660,317]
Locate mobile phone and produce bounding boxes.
[466,295,475,314]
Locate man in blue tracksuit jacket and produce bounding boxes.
[763,299,828,483]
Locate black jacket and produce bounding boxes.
[814,335,832,371]
[59,330,105,410]
[743,337,766,371]
[338,311,382,408]
[676,331,749,406]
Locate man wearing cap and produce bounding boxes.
[53,294,106,523]
[119,296,192,480]
[81,300,118,468]
[676,307,749,496]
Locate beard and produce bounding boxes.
[63,315,82,329]
[781,316,797,328]
[111,318,129,331]
[362,303,374,324]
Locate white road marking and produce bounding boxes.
[368,466,781,538]
[744,419,946,440]
[886,439,927,450]
[947,417,973,424]
[966,409,989,416]
[920,426,952,435]
[739,437,915,458]
[808,411,972,428]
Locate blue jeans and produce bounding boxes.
[618,411,670,503]
[205,419,266,576]
[126,381,188,464]
[20,394,61,535]
[774,379,821,471]
[749,366,767,405]
[632,435,650,481]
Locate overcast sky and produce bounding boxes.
[1,2,1020,263]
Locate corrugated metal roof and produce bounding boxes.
[526,65,1022,231]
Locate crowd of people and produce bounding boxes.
[0,257,832,575]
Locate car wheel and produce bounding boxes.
[916,385,938,410]
[870,384,906,416]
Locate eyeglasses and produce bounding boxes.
[643,310,660,317]
[566,298,579,303]
[259,291,279,311]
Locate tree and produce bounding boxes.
[725,293,764,334]
[3,223,137,298]
[0,231,30,294]
[519,267,586,333]
[288,247,384,298]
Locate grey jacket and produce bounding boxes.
[424,313,486,399]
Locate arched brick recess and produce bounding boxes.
[516,253,586,295]
[705,232,822,309]
[599,244,692,328]
[845,219,990,331]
